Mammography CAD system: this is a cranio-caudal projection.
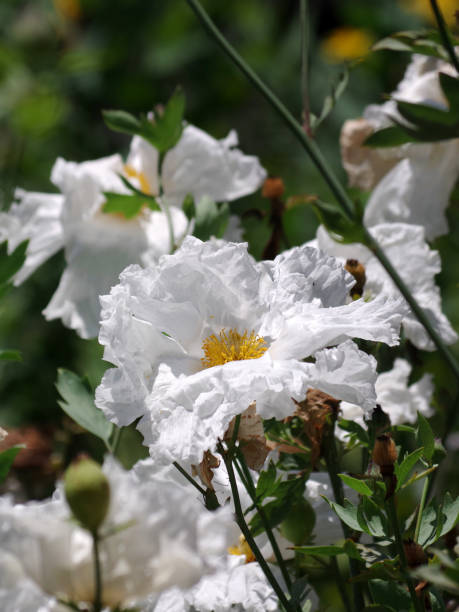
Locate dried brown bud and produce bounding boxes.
[224,403,270,471]
[262,177,285,200]
[192,450,220,491]
[404,539,427,568]
[345,259,366,298]
[372,434,397,470]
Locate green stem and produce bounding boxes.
[364,228,459,382]
[331,557,353,612]
[184,0,459,385]
[429,0,459,73]
[218,443,296,612]
[386,497,423,612]
[323,425,364,611]
[185,0,354,220]
[92,532,103,612]
[414,476,430,543]
[300,0,312,137]
[235,450,295,596]
[172,461,207,496]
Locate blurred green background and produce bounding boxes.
[0,0,458,463]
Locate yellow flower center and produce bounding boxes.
[201,328,267,369]
[228,534,256,563]
[124,164,152,195]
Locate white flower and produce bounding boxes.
[0,457,232,610]
[314,222,457,350]
[338,358,434,440]
[152,556,283,612]
[5,125,265,338]
[341,54,459,239]
[96,237,404,469]
[0,427,7,442]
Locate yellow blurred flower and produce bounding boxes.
[321,27,374,63]
[402,0,457,26]
[53,0,81,21]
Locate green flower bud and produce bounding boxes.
[280,499,316,545]
[64,455,110,534]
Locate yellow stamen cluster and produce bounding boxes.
[124,164,152,195]
[228,534,256,563]
[201,328,267,369]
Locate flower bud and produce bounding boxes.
[372,434,397,470]
[403,539,427,568]
[280,499,316,545]
[262,177,285,199]
[344,259,366,298]
[64,455,110,534]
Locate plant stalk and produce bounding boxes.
[429,0,459,73]
[234,450,294,595]
[386,496,424,612]
[218,443,296,612]
[300,0,312,137]
[92,531,103,612]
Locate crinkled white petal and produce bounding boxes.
[137,340,377,470]
[360,55,459,239]
[339,358,434,439]
[161,125,267,207]
[96,237,400,428]
[316,223,457,351]
[5,189,64,285]
[0,458,232,608]
[363,146,459,240]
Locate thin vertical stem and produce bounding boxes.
[429,0,459,73]
[322,425,364,611]
[172,461,207,496]
[234,450,294,595]
[218,443,296,612]
[92,532,103,612]
[300,0,312,137]
[414,477,430,544]
[386,497,424,612]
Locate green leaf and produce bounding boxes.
[0,446,24,483]
[437,492,459,540]
[337,419,369,446]
[418,493,459,547]
[364,125,418,148]
[361,497,388,537]
[295,540,362,560]
[394,447,424,491]
[369,579,411,612]
[338,474,373,496]
[102,192,153,219]
[417,413,435,462]
[326,498,367,532]
[397,100,458,128]
[311,200,366,245]
[0,349,22,361]
[255,461,277,500]
[439,72,459,112]
[117,174,161,210]
[140,88,185,153]
[372,30,457,61]
[56,369,113,445]
[0,240,28,286]
[102,110,141,134]
[192,197,230,241]
[311,67,349,132]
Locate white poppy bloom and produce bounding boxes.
[313,222,457,350]
[338,358,434,440]
[96,237,404,469]
[0,457,232,611]
[341,54,459,239]
[4,125,265,338]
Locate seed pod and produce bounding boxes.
[404,539,427,568]
[64,455,110,534]
[372,434,397,470]
[262,177,285,199]
[280,499,316,545]
[345,259,366,298]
